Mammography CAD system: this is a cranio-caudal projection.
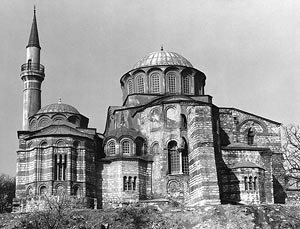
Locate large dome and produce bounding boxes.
[37,103,80,114]
[132,50,193,69]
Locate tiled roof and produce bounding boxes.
[133,50,193,69]
[37,103,80,114]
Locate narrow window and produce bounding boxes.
[128,79,134,94]
[128,176,132,190]
[54,155,58,180]
[247,127,255,145]
[249,176,253,190]
[254,177,257,190]
[167,72,176,94]
[168,141,180,174]
[150,72,160,93]
[107,141,116,155]
[244,177,248,191]
[182,75,190,94]
[122,140,130,154]
[182,151,189,174]
[136,75,145,93]
[133,177,137,190]
[180,114,187,130]
[59,155,62,181]
[123,176,127,191]
[63,155,67,181]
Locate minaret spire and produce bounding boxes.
[20,8,45,130]
[27,6,40,49]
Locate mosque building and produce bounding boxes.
[15,10,284,210]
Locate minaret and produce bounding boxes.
[20,7,45,130]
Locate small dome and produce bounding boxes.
[132,50,193,69]
[37,103,80,114]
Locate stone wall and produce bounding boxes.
[187,105,220,205]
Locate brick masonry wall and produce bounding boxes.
[187,105,220,205]
[219,108,284,203]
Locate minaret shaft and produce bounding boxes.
[21,9,45,130]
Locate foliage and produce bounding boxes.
[0,174,15,213]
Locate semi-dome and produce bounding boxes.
[132,50,193,69]
[37,103,80,114]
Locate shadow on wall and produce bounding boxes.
[219,128,231,146]
[215,128,241,204]
[273,175,286,204]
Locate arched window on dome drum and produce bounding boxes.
[167,72,177,94]
[122,140,130,154]
[107,140,116,155]
[182,75,190,94]
[127,79,134,94]
[150,72,160,93]
[168,141,180,174]
[136,74,145,93]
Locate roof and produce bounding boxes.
[132,50,193,69]
[27,8,40,48]
[106,127,143,139]
[37,103,80,114]
[231,161,265,170]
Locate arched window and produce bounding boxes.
[123,176,128,191]
[181,138,189,174]
[128,176,132,190]
[150,72,160,93]
[107,140,116,155]
[167,72,176,94]
[168,141,180,174]
[73,185,81,198]
[122,140,130,154]
[249,176,253,190]
[55,154,67,181]
[133,177,137,190]
[127,78,134,94]
[150,142,159,155]
[244,177,248,191]
[254,177,257,190]
[136,74,145,93]
[247,127,255,145]
[182,75,190,94]
[180,114,187,130]
[40,186,47,195]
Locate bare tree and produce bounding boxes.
[0,174,15,213]
[282,124,300,190]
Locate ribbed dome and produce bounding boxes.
[133,50,193,69]
[37,103,80,114]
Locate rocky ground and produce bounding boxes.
[0,204,300,228]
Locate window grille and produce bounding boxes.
[182,152,189,174]
[136,75,145,93]
[107,141,116,155]
[168,141,180,174]
[127,79,133,94]
[167,73,176,94]
[151,73,160,93]
[182,76,190,94]
[122,140,130,154]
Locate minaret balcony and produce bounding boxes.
[21,63,45,74]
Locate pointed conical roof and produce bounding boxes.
[27,8,40,48]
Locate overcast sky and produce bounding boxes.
[0,0,299,175]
